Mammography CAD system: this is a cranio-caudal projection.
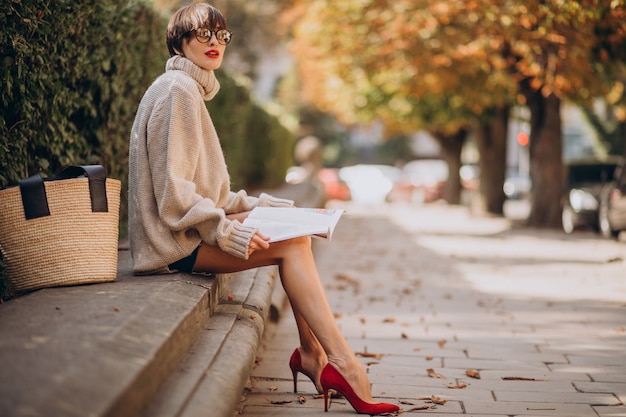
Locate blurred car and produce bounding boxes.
[388,159,449,203]
[599,159,626,238]
[317,168,351,201]
[460,164,479,192]
[339,164,400,203]
[561,158,620,234]
[503,174,531,199]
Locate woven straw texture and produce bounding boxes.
[0,177,121,292]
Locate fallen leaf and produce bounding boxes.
[447,383,467,389]
[425,356,434,361]
[401,333,409,339]
[335,272,360,286]
[466,369,481,379]
[400,400,415,405]
[266,399,292,405]
[616,327,625,333]
[269,386,277,392]
[429,395,447,405]
[356,351,383,360]
[427,368,444,378]
[502,376,538,381]
[408,405,436,411]
[227,292,234,301]
[114,307,120,312]
[383,317,396,323]
[360,316,366,324]
[438,339,447,348]
[413,347,421,352]
[298,395,306,404]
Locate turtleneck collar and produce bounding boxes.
[166,55,220,101]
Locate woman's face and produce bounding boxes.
[180,28,227,71]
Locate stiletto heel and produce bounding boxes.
[289,348,318,394]
[320,364,399,415]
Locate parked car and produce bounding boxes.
[503,174,531,199]
[599,160,626,238]
[317,168,351,201]
[339,164,400,203]
[388,159,449,203]
[561,158,620,234]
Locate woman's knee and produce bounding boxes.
[275,235,312,253]
[291,235,312,248]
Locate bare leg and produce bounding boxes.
[193,236,375,402]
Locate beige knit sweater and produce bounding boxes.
[129,56,293,275]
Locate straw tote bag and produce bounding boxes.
[0,165,121,293]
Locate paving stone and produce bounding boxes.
[494,390,620,405]
[575,381,626,404]
[463,399,598,416]
[593,405,626,417]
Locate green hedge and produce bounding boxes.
[0,0,295,300]
[209,73,295,190]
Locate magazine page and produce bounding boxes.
[243,207,344,243]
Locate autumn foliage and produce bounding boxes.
[282,0,626,226]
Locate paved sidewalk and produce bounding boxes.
[235,202,626,416]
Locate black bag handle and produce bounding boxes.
[19,165,109,220]
[19,174,50,220]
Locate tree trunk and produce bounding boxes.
[474,106,509,216]
[434,129,468,205]
[525,89,563,228]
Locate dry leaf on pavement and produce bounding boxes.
[407,405,436,411]
[427,368,444,378]
[429,395,447,405]
[447,383,467,389]
[466,369,481,379]
[267,399,292,405]
[356,351,383,360]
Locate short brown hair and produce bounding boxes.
[166,3,228,57]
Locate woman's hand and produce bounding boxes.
[226,212,270,256]
[227,211,251,222]
[248,231,270,256]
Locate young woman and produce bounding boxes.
[128,3,398,415]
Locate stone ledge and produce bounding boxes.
[0,250,284,417]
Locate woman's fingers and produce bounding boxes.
[248,233,270,256]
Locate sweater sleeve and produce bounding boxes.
[222,191,295,215]
[146,83,257,260]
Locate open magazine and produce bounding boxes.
[242,207,344,243]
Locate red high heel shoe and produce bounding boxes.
[289,348,321,394]
[320,364,399,415]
